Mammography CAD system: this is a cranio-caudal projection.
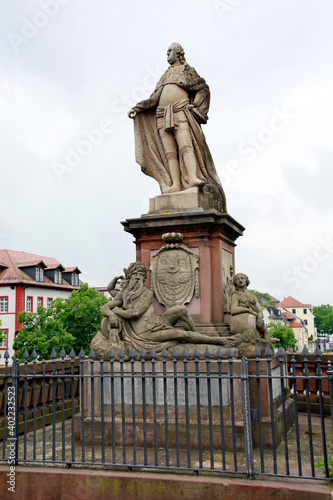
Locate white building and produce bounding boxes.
[0,250,81,362]
[276,296,316,352]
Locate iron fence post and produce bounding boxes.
[327,360,333,436]
[11,357,20,465]
[241,356,254,479]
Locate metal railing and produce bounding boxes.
[0,345,332,481]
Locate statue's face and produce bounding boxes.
[130,270,145,285]
[235,274,247,288]
[167,45,178,65]
[119,279,128,290]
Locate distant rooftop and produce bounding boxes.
[0,249,81,289]
[277,296,312,309]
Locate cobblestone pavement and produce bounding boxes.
[5,412,332,480]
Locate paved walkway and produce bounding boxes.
[11,413,333,480]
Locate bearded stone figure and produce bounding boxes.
[128,43,226,212]
[91,262,235,359]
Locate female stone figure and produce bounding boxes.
[230,273,270,341]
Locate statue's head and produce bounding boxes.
[167,43,186,65]
[233,273,250,289]
[119,278,129,291]
[123,262,147,282]
[123,262,148,307]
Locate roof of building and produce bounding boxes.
[276,296,312,309]
[267,313,281,320]
[290,322,303,328]
[0,249,81,289]
[281,311,295,320]
[64,266,81,273]
[253,292,280,307]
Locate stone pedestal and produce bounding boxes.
[122,201,244,335]
[75,357,294,452]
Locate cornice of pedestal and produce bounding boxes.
[121,209,245,243]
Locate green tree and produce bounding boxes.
[13,306,75,362]
[52,283,108,354]
[313,304,333,333]
[13,284,108,361]
[248,290,275,308]
[267,322,297,350]
[0,319,6,346]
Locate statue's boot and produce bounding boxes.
[183,151,205,188]
[163,158,182,193]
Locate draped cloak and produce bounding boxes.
[132,63,227,212]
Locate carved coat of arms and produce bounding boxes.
[150,233,199,308]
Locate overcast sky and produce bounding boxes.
[1,0,332,306]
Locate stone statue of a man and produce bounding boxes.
[128,43,226,212]
[93,262,234,357]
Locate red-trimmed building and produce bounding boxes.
[0,250,82,362]
[276,296,316,351]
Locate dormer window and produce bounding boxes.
[35,267,44,282]
[54,270,62,284]
[71,273,79,286]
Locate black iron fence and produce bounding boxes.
[1,345,333,481]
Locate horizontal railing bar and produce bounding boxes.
[0,372,329,380]
[0,373,240,380]
[2,456,332,481]
[11,459,332,481]
[249,375,330,380]
[13,458,248,474]
[253,471,332,481]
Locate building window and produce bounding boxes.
[47,298,53,308]
[37,297,43,307]
[27,296,33,312]
[292,309,296,314]
[0,297,8,313]
[35,267,44,282]
[54,270,62,284]
[304,319,308,325]
[0,329,8,348]
[303,309,307,314]
[71,273,79,286]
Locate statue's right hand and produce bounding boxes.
[128,108,137,119]
[114,275,124,281]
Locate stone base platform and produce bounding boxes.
[76,356,294,451]
[149,189,217,213]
